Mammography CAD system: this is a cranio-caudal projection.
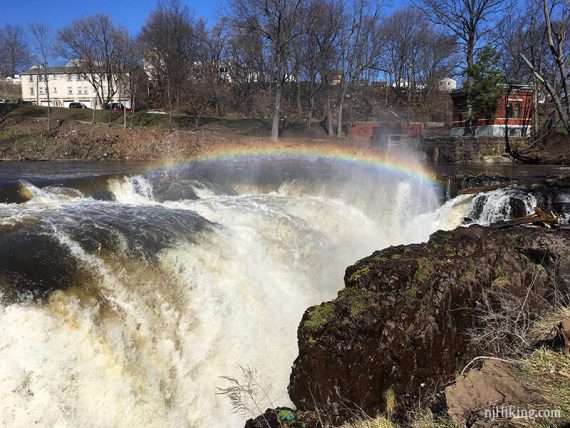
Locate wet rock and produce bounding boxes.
[0,228,93,302]
[288,226,570,420]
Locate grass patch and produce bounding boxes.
[338,288,371,317]
[303,302,335,330]
[518,348,570,419]
[350,266,370,283]
[340,416,395,428]
[491,275,511,288]
[530,307,570,343]
[413,258,436,283]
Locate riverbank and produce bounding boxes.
[3,104,569,165]
[0,106,338,161]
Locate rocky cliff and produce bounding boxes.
[287,226,570,423]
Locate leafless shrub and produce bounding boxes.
[217,365,280,426]
[468,264,570,358]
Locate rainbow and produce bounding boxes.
[142,144,443,188]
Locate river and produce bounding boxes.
[0,156,567,427]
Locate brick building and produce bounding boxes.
[451,82,533,137]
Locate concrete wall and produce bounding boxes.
[420,136,528,163]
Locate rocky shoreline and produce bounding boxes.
[246,215,570,426]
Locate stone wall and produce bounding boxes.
[420,135,529,162]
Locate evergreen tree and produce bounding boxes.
[464,46,504,121]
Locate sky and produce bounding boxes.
[1,0,410,34]
[0,0,223,34]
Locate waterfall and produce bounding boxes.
[0,160,535,427]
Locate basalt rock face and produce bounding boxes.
[288,226,570,420]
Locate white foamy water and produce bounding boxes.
[0,163,473,427]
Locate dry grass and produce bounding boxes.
[339,410,459,428]
[529,307,570,343]
[518,348,570,418]
[340,415,395,428]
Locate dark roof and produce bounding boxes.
[450,81,533,96]
[20,66,76,75]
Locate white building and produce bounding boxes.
[438,77,457,92]
[4,74,21,85]
[20,64,140,109]
[389,77,457,91]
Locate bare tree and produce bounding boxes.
[498,1,548,139]
[415,0,510,123]
[378,8,457,104]
[29,23,53,131]
[116,36,147,129]
[58,14,131,124]
[0,24,30,77]
[141,0,199,131]
[226,28,268,116]
[520,0,570,134]
[228,0,305,141]
[336,0,384,137]
[304,0,344,133]
[415,0,509,72]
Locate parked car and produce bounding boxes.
[18,100,33,105]
[104,102,132,112]
[69,102,88,109]
[0,99,7,104]
[147,109,167,114]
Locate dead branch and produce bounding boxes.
[491,207,560,228]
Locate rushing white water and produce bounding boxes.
[0,161,480,427]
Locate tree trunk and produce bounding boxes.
[532,75,538,140]
[307,92,314,129]
[45,76,51,132]
[296,79,302,121]
[336,86,348,138]
[271,80,283,141]
[325,95,334,136]
[465,33,476,131]
[167,79,173,132]
[504,87,511,154]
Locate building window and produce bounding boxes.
[30,87,34,95]
[67,74,72,81]
[39,87,44,95]
[67,87,73,95]
[514,104,520,118]
[29,75,33,82]
[506,104,513,118]
[53,87,57,94]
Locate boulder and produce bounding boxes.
[445,359,546,424]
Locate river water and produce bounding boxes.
[0,158,567,427]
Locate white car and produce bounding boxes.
[147,109,167,114]
[0,99,7,104]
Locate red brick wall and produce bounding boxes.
[347,123,378,141]
[347,121,424,142]
[452,88,533,127]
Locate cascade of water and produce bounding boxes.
[0,161,509,427]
